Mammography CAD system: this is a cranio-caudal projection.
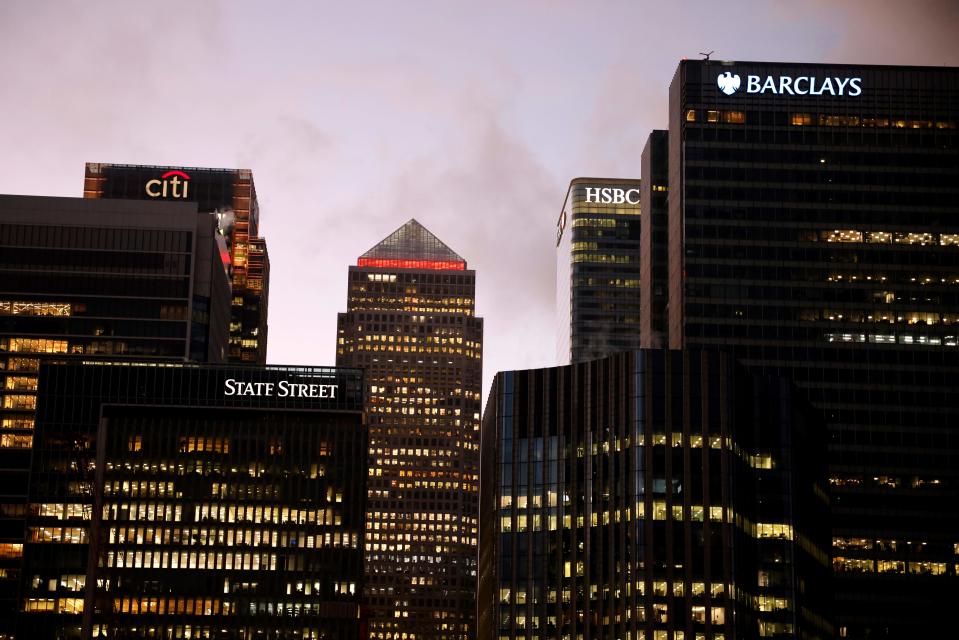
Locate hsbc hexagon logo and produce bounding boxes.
[717,71,741,95]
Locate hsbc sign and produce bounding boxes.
[584,187,640,205]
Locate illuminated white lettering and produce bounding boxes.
[584,187,640,205]
[145,179,162,197]
[224,378,339,399]
[737,73,860,97]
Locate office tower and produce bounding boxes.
[0,194,232,634]
[479,350,831,640]
[20,362,366,639]
[336,219,483,640]
[646,60,959,638]
[640,132,669,349]
[84,163,270,364]
[556,178,642,364]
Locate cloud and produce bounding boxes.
[385,107,560,372]
[2,0,957,394]
[770,0,959,65]
[269,87,559,387]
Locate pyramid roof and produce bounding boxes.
[358,219,466,270]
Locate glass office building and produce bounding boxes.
[646,60,959,637]
[556,178,642,364]
[0,194,232,635]
[84,163,270,364]
[19,362,366,639]
[640,133,669,349]
[336,220,483,640]
[479,350,831,640]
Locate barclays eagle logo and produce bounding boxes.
[717,71,740,95]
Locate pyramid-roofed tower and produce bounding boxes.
[338,217,482,639]
[358,218,466,270]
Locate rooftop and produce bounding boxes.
[358,219,466,270]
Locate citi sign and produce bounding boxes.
[145,170,191,198]
[584,187,640,204]
[717,71,862,97]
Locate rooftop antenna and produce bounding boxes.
[700,51,714,61]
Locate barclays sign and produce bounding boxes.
[717,71,862,97]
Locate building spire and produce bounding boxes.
[358,219,466,270]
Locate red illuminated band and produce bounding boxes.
[358,258,465,271]
[160,170,191,180]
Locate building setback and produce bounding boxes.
[0,194,232,635]
[19,362,367,639]
[645,60,959,637]
[84,163,270,364]
[336,220,483,640]
[479,350,831,640]
[556,178,642,364]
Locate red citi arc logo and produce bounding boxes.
[145,170,191,198]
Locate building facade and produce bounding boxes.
[19,362,366,639]
[479,350,831,640]
[556,178,642,364]
[639,133,669,349]
[84,163,270,364]
[336,220,483,640]
[0,194,232,635]
[647,60,959,637]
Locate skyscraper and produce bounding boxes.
[644,59,959,638]
[639,132,669,349]
[479,350,831,640]
[556,178,642,364]
[84,163,270,364]
[336,220,483,640]
[0,194,232,634]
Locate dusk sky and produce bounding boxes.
[2,0,957,390]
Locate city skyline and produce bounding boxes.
[1,1,957,387]
[1,3,959,639]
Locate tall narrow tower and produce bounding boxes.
[336,220,483,640]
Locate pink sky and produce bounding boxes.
[1,0,957,391]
